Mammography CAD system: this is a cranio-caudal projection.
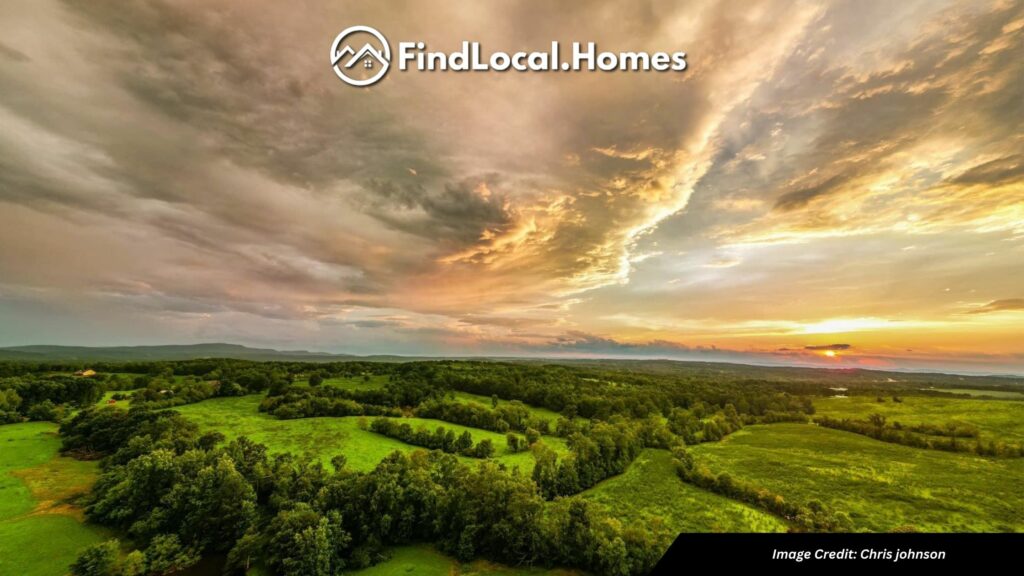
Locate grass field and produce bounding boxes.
[447,390,566,425]
[347,544,579,576]
[690,423,1024,532]
[935,388,1024,399]
[0,422,108,576]
[316,375,565,425]
[369,415,569,472]
[97,390,132,409]
[318,375,390,391]
[815,395,1024,443]
[582,449,786,533]
[173,396,568,473]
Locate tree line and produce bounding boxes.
[532,419,649,498]
[4,358,820,430]
[259,390,400,419]
[0,374,104,423]
[813,415,1024,457]
[671,446,852,532]
[366,417,496,458]
[415,398,553,435]
[62,406,670,576]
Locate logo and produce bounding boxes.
[330,25,391,87]
[330,27,688,86]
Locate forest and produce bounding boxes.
[0,358,1022,575]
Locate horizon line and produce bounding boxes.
[3,341,1022,379]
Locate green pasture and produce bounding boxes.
[582,448,786,533]
[0,422,107,576]
[935,388,1024,399]
[172,396,567,473]
[312,375,565,424]
[815,395,1024,443]
[97,390,132,409]
[690,423,1024,532]
[346,544,578,576]
[447,390,565,425]
[318,374,390,390]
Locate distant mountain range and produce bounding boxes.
[0,343,364,362]
[0,343,1020,385]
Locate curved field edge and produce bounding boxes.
[314,375,566,425]
[689,423,1024,532]
[581,448,786,533]
[344,544,581,576]
[0,422,109,576]
[171,395,568,473]
[814,395,1024,444]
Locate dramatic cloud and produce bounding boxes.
[952,155,1024,186]
[968,299,1024,314]
[0,0,1021,374]
[804,344,852,351]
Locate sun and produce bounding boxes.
[824,350,837,358]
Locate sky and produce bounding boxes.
[0,0,1022,374]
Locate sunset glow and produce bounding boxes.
[0,0,1022,374]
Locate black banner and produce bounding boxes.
[652,533,1023,572]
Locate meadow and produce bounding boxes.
[4,357,1024,576]
[172,395,568,473]
[74,372,1024,539]
[689,423,1024,532]
[0,422,108,576]
[936,388,1024,399]
[98,390,132,409]
[447,389,565,425]
[317,375,390,391]
[99,381,1024,549]
[581,448,786,533]
[815,395,1024,443]
[318,375,566,425]
[347,545,579,576]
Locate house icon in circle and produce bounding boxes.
[330,26,392,86]
[336,43,388,71]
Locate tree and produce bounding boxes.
[723,403,741,427]
[491,394,499,408]
[71,539,120,576]
[165,455,257,551]
[225,530,265,574]
[473,439,495,458]
[506,433,522,453]
[455,431,474,453]
[27,399,58,421]
[531,443,560,498]
[120,551,145,576]
[144,534,200,575]
[525,427,541,446]
[197,431,225,451]
[287,517,333,575]
[308,373,324,387]
[716,472,735,495]
[0,389,22,412]
[868,413,887,429]
[946,422,959,448]
[595,535,630,576]
[266,505,351,576]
